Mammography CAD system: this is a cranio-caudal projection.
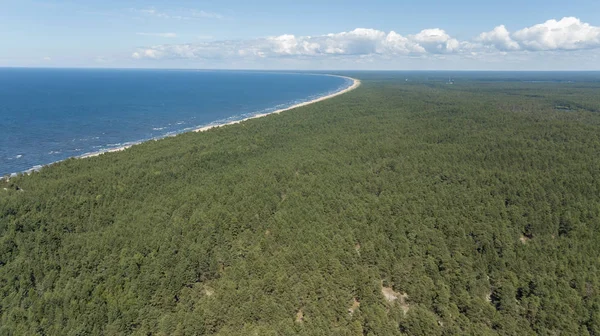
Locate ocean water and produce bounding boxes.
[0,69,351,176]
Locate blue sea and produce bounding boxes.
[0,69,351,176]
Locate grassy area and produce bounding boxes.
[2,73,600,335]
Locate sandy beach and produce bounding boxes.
[193,75,361,133]
[81,75,360,159]
[6,75,360,174]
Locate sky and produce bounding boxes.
[2,0,600,70]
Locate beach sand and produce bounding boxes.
[18,75,361,166]
[193,76,361,133]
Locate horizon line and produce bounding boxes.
[1,66,600,72]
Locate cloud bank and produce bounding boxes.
[132,17,600,61]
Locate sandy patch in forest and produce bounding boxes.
[348,298,360,315]
[382,285,409,314]
[204,287,215,297]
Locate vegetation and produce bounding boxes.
[2,72,600,335]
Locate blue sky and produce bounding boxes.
[2,0,600,70]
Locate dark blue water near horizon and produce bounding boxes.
[0,69,351,176]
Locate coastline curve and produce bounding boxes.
[3,74,361,178]
[79,75,360,158]
[193,75,361,133]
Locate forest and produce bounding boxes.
[1,72,600,335]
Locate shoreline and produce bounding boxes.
[3,75,360,178]
[193,75,360,133]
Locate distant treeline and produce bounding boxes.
[2,74,600,335]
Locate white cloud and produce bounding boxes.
[410,28,462,53]
[477,17,600,52]
[513,17,600,51]
[132,49,163,59]
[322,28,386,55]
[132,28,463,60]
[477,25,520,51]
[42,56,52,61]
[131,17,600,62]
[382,31,425,54]
[136,32,178,38]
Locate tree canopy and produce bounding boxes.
[2,72,600,335]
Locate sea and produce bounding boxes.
[0,69,352,176]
